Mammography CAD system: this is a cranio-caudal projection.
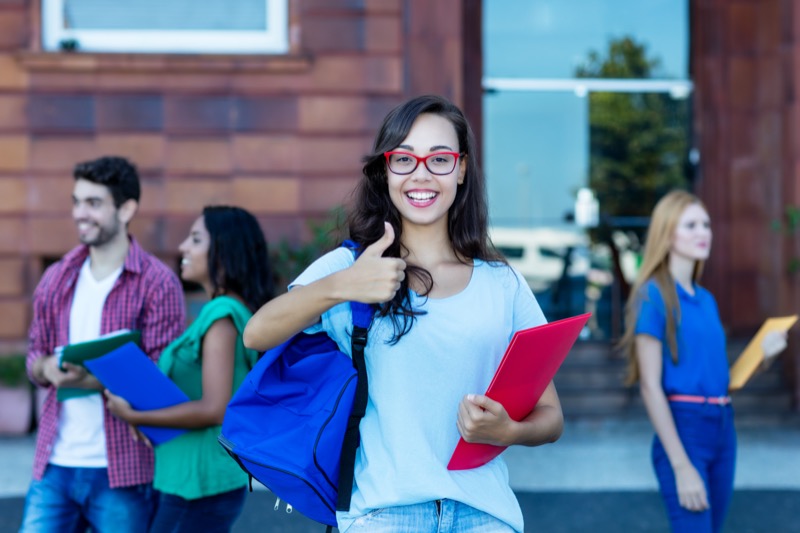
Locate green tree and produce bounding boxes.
[576,36,690,221]
[270,207,346,293]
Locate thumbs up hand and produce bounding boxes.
[343,222,406,304]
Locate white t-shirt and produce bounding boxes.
[50,258,122,468]
[292,248,546,533]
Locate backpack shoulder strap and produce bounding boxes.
[337,241,374,512]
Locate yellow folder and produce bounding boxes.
[728,316,798,391]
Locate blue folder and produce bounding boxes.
[85,342,189,446]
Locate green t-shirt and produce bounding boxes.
[153,296,258,499]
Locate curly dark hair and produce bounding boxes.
[203,206,275,312]
[347,94,504,342]
[73,156,141,207]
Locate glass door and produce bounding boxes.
[483,0,691,340]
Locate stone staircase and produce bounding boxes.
[554,340,797,421]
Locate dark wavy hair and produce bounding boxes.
[347,94,505,341]
[203,206,274,312]
[73,156,141,207]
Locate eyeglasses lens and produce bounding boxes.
[387,153,457,175]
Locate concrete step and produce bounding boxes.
[563,340,624,364]
[556,340,795,418]
[559,391,646,418]
[558,388,794,419]
[554,367,627,390]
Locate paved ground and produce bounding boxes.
[2,416,799,532]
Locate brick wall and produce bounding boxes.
[0,0,480,350]
[691,0,800,407]
[692,0,792,330]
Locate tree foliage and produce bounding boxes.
[270,207,346,293]
[576,36,690,222]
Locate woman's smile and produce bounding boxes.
[405,189,439,207]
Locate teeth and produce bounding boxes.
[181,259,190,266]
[407,191,436,200]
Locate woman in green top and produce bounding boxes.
[105,205,274,533]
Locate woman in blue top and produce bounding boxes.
[244,95,564,532]
[106,206,274,533]
[621,190,787,533]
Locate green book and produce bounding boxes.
[56,329,142,401]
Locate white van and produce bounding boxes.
[488,227,590,292]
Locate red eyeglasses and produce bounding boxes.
[384,151,461,175]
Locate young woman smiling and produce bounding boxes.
[106,206,274,533]
[244,95,563,533]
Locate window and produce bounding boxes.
[42,0,288,54]
[484,0,691,339]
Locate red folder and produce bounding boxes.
[447,312,591,470]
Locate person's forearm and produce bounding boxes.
[640,382,691,469]
[508,404,564,447]
[123,399,225,429]
[243,273,348,351]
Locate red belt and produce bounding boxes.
[668,394,732,406]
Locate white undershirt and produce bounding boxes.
[50,258,122,468]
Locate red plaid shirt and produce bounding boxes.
[26,237,185,488]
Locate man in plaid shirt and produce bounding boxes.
[20,156,185,532]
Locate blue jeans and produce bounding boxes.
[343,500,515,533]
[19,464,156,533]
[652,403,736,533]
[148,487,247,533]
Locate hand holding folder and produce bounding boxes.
[728,315,797,391]
[56,329,142,401]
[447,312,591,470]
[85,342,189,446]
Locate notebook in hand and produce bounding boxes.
[56,329,142,401]
[85,342,189,446]
[447,312,591,471]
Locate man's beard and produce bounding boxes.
[78,219,121,248]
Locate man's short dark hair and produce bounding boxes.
[73,156,141,207]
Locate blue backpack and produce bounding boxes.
[219,245,373,528]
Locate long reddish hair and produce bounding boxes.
[620,190,707,384]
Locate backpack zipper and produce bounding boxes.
[273,497,293,514]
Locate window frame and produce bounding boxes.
[41,0,289,54]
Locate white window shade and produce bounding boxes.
[43,0,288,54]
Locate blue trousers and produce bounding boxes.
[19,464,156,533]
[652,403,736,533]
[148,486,247,533]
